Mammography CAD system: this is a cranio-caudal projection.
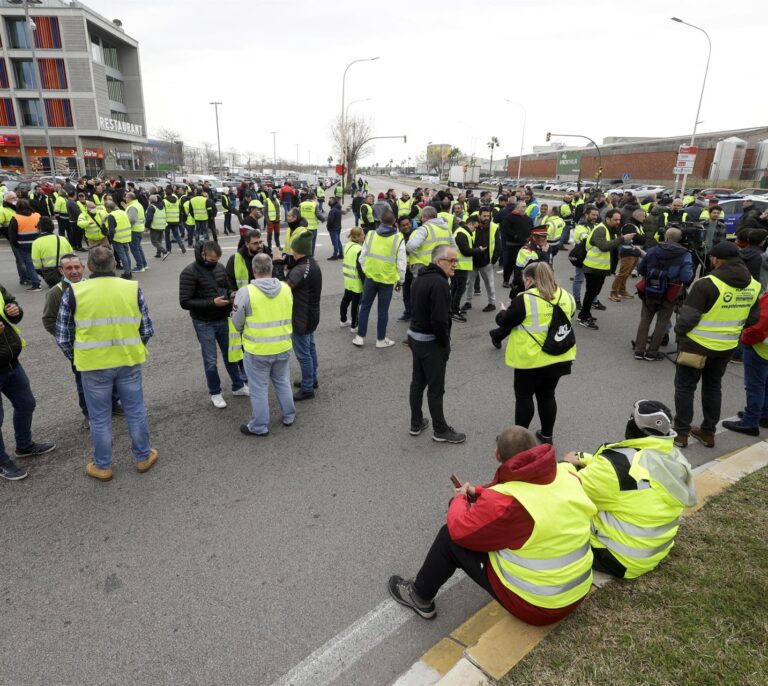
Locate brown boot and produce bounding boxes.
[136,448,158,473]
[608,292,621,302]
[619,291,634,299]
[674,432,688,448]
[691,425,715,448]
[86,462,113,481]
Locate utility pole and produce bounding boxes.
[209,101,223,176]
[270,131,278,176]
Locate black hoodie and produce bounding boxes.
[178,243,232,322]
[409,263,452,347]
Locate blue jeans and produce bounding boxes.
[196,221,209,241]
[329,229,342,258]
[357,279,394,340]
[224,212,233,233]
[742,346,768,426]
[244,351,296,433]
[130,232,147,269]
[17,244,39,287]
[192,318,246,395]
[165,223,184,251]
[0,363,36,465]
[572,266,584,301]
[72,362,120,418]
[11,244,29,285]
[81,364,151,469]
[282,201,292,219]
[184,223,196,246]
[292,332,318,393]
[112,241,132,275]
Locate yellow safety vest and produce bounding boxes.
[126,199,145,230]
[686,275,759,351]
[227,318,243,363]
[559,203,572,219]
[183,199,195,226]
[342,241,363,294]
[284,225,308,256]
[362,231,403,285]
[299,200,319,232]
[488,463,596,609]
[109,209,132,244]
[163,198,180,223]
[316,185,325,199]
[31,234,72,269]
[0,290,25,348]
[92,193,104,207]
[360,203,374,227]
[582,223,611,271]
[241,283,293,355]
[488,221,498,260]
[411,221,452,266]
[149,205,166,231]
[515,245,541,270]
[266,198,280,222]
[397,198,413,218]
[437,211,455,232]
[233,251,250,289]
[189,195,208,222]
[72,278,146,372]
[545,216,565,243]
[78,211,105,242]
[573,222,591,244]
[54,194,68,215]
[506,287,577,369]
[454,226,474,271]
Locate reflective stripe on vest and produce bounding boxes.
[234,252,250,288]
[342,241,363,294]
[110,209,132,243]
[583,223,611,270]
[150,206,167,231]
[189,196,208,221]
[241,283,293,355]
[300,201,319,231]
[126,200,145,229]
[362,231,402,284]
[454,227,474,270]
[413,222,452,265]
[163,199,180,223]
[397,198,413,217]
[227,317,243,363]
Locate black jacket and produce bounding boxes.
[277,255,322,335]
[409,263,451,348]
[178,244,232,322]
[500,213,533,246]
[739,245,763,282]
[326,204,342,232]
[0,284,23,371]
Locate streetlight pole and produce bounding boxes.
[270,131,277,176]
[209,101,223,175]
[671,17,711,197]
[340,56,379,195]
[504,100,527,189]
[547,133,603,189]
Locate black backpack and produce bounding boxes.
[523,291,576,356]
[644,267,669,296]
[568,239,587,268]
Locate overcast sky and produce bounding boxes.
[95,0,766,169]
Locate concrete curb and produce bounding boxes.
[391,439,768,685]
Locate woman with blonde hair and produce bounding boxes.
[340,226,365,331]
[492,261,577,443]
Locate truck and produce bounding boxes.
[448,165,480,189]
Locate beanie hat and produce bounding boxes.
[291,230,313,256]
[377,192,386,200]
[709,241,739,259]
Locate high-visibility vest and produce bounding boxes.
[31,233,72,269]
[109,209,132,244]
[525,202,539,218]
[397,198,413,217]
[682,194,694,206]
[222,194,232,211]
[284,225,308,256]
[334,185,343,198]
[78,211,103,242]
[573,221,591,244]
[515,245,542,271]
[559,203,572,219]
[686,275,759,351]
[54,194,68,216]
[437,211,455,232]
[126,199,145,231]
[189,195,208,221]
[72,278,146,372]
[506,287,577,369]
[266,198,280,221]
[362,231,403,285]
[488,221,499,260]
[14,212,40,242]
[545,216,565,243]
[583,223,611,271]
[342,241,363,294]
[411,221,452,266]
[488,463,596,609]
[92,193,104,207]
[0,289,25,348]
[641,201,653,213]
[164,198,180,223]
[241,282,293,355]
[360,203,374,227]
[149,205,167,231]
[233,251,251,289]
[227,317,243,363]
[299,200,319,231]
[581,436,691,578]
[316,186,325,199]
[183,199,195,226]
[454,226,474,271]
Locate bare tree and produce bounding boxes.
[200,141,216,173]
[155,127,182,179]
[330,114,374,189]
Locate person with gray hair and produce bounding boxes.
[231,251,296,435]
[405,204,456,281]
[145,194,169,261]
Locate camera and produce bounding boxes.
[667,221,705,249]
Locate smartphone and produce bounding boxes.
[450,473,462,489]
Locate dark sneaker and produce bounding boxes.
[0,460,28,481]
[294,390,315,401]
[575,299,582,309]
[737,410,768,428]
[578,317,599,330]
[691,425,715,448]
[461,302,472,311]
[721,420,759,436]
[634,351,644,360]
[450,312,467,322]
[240,424,269,437]
[535,431,552,444]
[396,314,411,322]
[482,304,496,312]
[387,575,436,619]
[674,433,688,448]
[501,281,509,288]
[410,418,430,436]
[15,441,55,457]
[293,380,319,389]
[592,301,607,311]
[661,333,670,347]
[26,285,42,292]
[112,403,125,415]
[432,426,466,444]
[644,352,664,361]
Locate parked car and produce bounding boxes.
[716,195,768,234]
[699,187,738,200]
[735,188,768,197]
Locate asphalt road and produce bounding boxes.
[0,176,756,686]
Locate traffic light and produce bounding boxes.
[403,135,407,143]
[546,132,551,142]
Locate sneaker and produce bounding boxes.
[674,433,688,448]
[131,267,143,273]
[575,299,582,309]
[350,327,358,333]
[211,393,227,409]
[721,420,759,436]
[15,441,55,457]
[737,411,768,429]
[644,352,664,361]
[578,317,599,330]
[112,403,125,416]
[501,281,509,288]
[294,390,315,401]
[633,351,644,360]
[619,292,634,299]
[352,335,364,347]
[232,385,250,397]
[240,424,269,437]
[376,338,396,348]
[535,430,552,444]
[26,285,42,292]
[691,425,715,448]
[396,314,411,322]
[293,380,319,389]
[432,426,466,444]
[85,462,113,482]
[409,418,430,436]
[496,268,504,274]
[474,289,481,296]
[136,448,159,473]
[387,575,436,620]
[340,320,350,327]
[461,302,472,311]
[450,312,467,322]
[592,301,607,311]
[482,304,496,312]
[0,460,28,481]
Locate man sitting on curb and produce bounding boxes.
[563,400,696,579]
[388,427,596,625]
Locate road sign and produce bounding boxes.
[674,145,697,175]
[622,172,630,182]
[556,150,581,176]
[335,164,346,175]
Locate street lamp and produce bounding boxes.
[9,0,55,177]
[270,131,278,176]
[346,97,372,119]
[209,101,223,176]
[504,100,527,189]
[671,17,711,196]
[340,57,379,196]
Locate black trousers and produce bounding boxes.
[513,368,564,438]
[409,338,449,433]
[579,272,607,319]
[503,244,522,284]
[674,355,730,434]
[414,524,495,601]
[450,270,468,313]
[339,289,361,328]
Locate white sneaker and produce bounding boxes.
[211,393,227,409]
[496,268,504,274]
[340,320,350,327]
[350,326,358,333]
[376,338,396,348]
[352,335,364,347]
[232,385,250,397]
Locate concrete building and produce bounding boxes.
[0,0,146,176]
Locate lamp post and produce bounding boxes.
[504,100,527,189]
[340,57,379,195]
[270,131,277,176]
[345,97,372,119]
[671,17,711,196]
[209,101,223,176]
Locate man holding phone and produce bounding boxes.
[179,240,248,409]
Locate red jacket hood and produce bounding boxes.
[486,443,557,488]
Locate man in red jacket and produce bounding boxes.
[388,427,597,625]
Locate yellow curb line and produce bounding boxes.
[397,440,768,685]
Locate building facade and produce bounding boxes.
[0,0,146,176]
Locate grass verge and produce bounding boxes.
[499,465,768,686]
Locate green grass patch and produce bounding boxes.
[499,466,768,686]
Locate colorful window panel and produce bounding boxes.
[38,58,66,89]
[0,60,8,89]
[44,98,72,127]
[0,99,16,127]
[32,17,62,50]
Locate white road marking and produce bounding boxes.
[270,573,466,686]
